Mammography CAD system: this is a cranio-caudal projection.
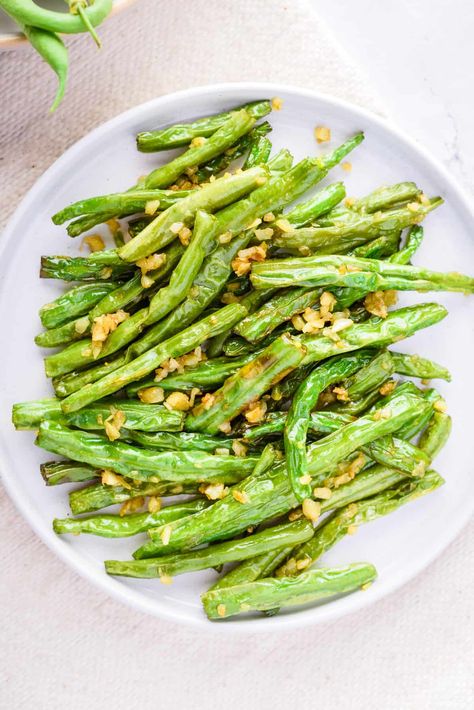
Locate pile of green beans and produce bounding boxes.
[14,99,472,622]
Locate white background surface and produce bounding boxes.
[0,1,473,708]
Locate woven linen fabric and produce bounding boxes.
[0,2,472,709]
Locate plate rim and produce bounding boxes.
[1,80,473,632]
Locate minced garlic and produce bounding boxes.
[138,386,165,404]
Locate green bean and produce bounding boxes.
[129,430,236,453]
[280,471,443,576]
[22,24,68,111]
[39,281,119,329]
[52,189,191,225]
[389,351,451,381]
[243,135,272,169]
[196,122,272,180]
[40,460,98,486]
[1,0,112,34]
[69,479,199,515]
[54,498,209,537]
[136,100,272,152]
[418,411,452,459]
[143,110,256,189]
[283,182,346,228]
[201,562,377,619]
[106,520,314,578]
[285,351,375,502]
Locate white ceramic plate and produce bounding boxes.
[1,83,473,631]
[0,0,137,48]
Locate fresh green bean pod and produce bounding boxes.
[54,498,209,537]
[52,352,128,398]
[201,562,377,619]
[209,546,294,591]
[351,232,401,259]
[388,225,425,264]
[106,520,314,578]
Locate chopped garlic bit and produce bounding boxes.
[254,227,274,241]
[232,489,249,504]
[332,386,350,402]
[218,231,233,244]
[302,498,321,523]
[347,524,358,535]
[364,290,398,319]
[407,201,421,213]
[191,136,206,147]
[178,226,192,246]
[218,421,232,434]
[214,448,230,456]
[200,393,216,411]
[331,453,366,488]
[217,603,227,617]
[148,496,162,513]
[159,574,173,585]
[244,399,267,424]
[160,525,172,545]
[299,474,312,485]
[136,253,167,283]
[145,199,160,216]
[101,470,131,488]
[341,161,352,172]
[138,386,164,404]
[274,218,292,233]
[199,482,229,500]
[231,243,268,276]
[434,399,447,413]
[100,267,113,280]
[164,391,192,412]
[155,347,206,381]
[104,407,126,441]
[345,197,355,208]
[170,221,185,235]
[271,97,283,110]
[418,193,430,205]
[119,496,145,517]
[106,218,121,236]
[232,440,248,457]
[313,487,332,500]
[91,310,129,357]
[83,234,105,253]
[379,380,397,396]
[314,125,331,143]
[331,318,353,333]
[263,212,275,222]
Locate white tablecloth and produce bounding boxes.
[1,2,472,708]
